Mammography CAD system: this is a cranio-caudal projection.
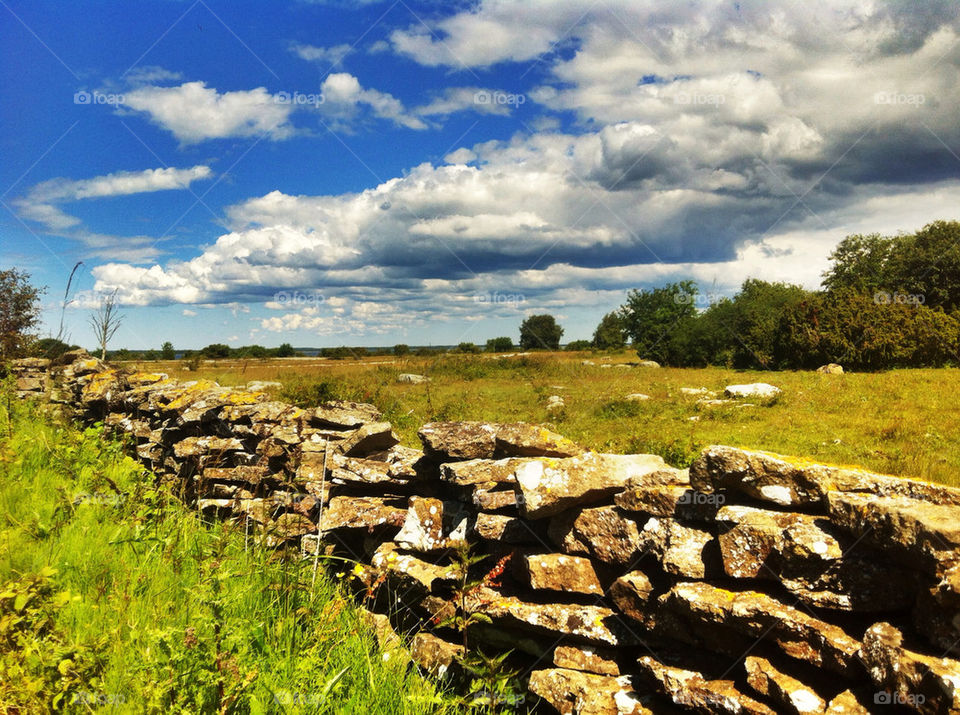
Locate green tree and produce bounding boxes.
[485,337,514,352]
[0,269,44,361]
[275,342,296,357]
[592,311,627,349]
[519,314,563,350]
[160,341,175,360]
[392,343,410,356]
[29,337,78,361]
[200,343,231,359]
[822,232,897,294]
[564,339,592,351]
[775,287,960,369]
[888,220,960,312]
[456,342,480,353]
[620,281,698,364]
[727,279,810,368]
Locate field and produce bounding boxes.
[127,350,960,488]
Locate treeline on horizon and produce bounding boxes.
[595,220,960,370]
[20,220,960,372]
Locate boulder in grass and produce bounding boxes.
[724,383,781,400]
[816,363,844,374]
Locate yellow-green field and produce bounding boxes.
[125,351,960,487]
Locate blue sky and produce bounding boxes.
[2,0,959,350]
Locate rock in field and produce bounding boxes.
[724,383,782,399]
[397,373,430,384]
[816,363,844,374]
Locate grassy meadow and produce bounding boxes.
[0,389,453,714]
[126,350,960,488]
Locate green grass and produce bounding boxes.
[0,391,453,714]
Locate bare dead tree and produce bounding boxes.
[88,289,124,360]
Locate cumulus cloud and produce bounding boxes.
[123,82,297,143]
[319,72,427,130]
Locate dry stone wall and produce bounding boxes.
[9,353,960,714]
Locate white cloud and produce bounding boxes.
[14,166,213,261]
[320,73,427,130]
[291,42,353,65]
[123,82,297,142]
[415,87,513,117]
[182,309,197,316]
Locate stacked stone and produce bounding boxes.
[7,357,49,397]
[22,353,960,714]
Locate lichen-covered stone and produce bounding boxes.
[609,571,655,626]
[691,445,960,508]
[516,453,667,519]
[394,497,468,552]
[859,621,960,714]
[419,421,581,462]
[637,656,777,715]
[320,496,407,534]
[466,586,637,646]
[553,645,621,676]
[520,553,603,595]
[827,492,960,577]
[660,582,862,677]
[743,656,826,714]
[472,513,541,543]
[337,422,399,457]
[410,632,463,679]
[549,506,644,566]
[638,517,717,579]
[309,401,382,429]
[528,668,652,715]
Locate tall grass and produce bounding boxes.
[0,390,453,713]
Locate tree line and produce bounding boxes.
[590,220,960,370]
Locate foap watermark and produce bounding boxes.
[677,490,725,506]
[474,90,526,108]
[74,90,125,106]
[70,692,126,706]
[72,491,125,507]
[874,91,925,107]
[473,291,525,307]
[873,291,925,306]
[874,691,926,707]
[466,691,526,708]
[675,91,725,106]
[273,691,323,707]
[274,90,325,106]
[674,291,726,308]
[274,290,325,307]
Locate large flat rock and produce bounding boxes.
[516,453,668,519]
[659,582,862,677]
[418,421,582,462]
[826,492,960,577]
[690,445,960,509]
